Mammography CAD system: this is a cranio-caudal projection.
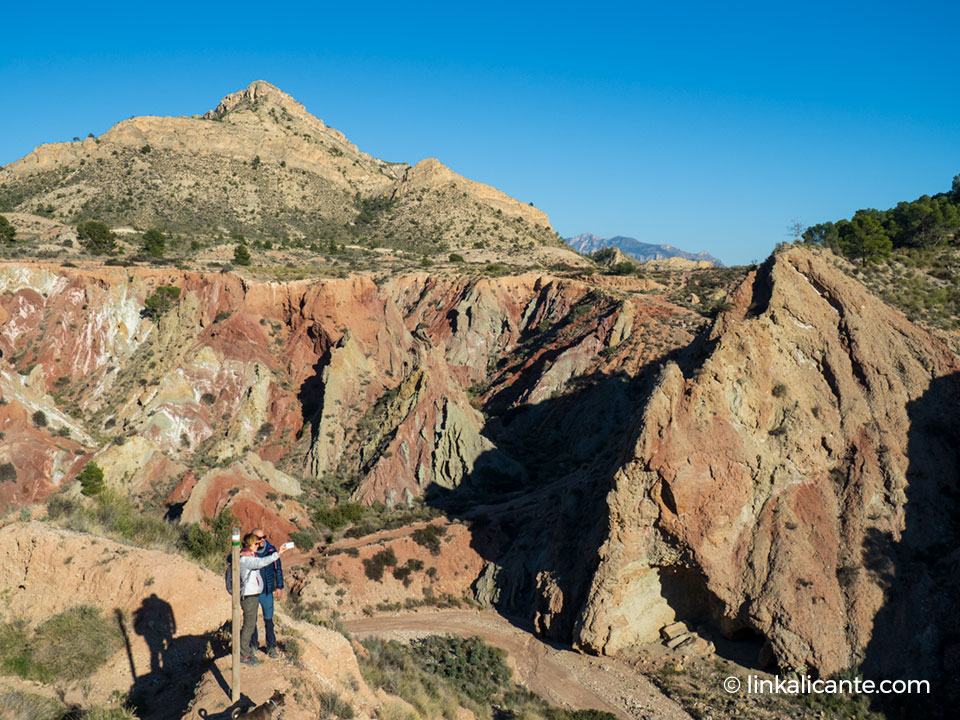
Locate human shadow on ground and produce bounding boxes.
[117,595,234,720]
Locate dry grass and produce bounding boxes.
[0,606,122,683]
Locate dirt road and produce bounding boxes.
[344,610,691,720]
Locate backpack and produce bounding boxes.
[224,559,252,595]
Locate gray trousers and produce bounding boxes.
[239,594,260,655]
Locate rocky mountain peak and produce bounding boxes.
[202,79,313,124]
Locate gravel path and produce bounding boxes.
[344,610,692,720]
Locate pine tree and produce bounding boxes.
[233,243,252,266]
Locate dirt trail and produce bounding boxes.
[344,610,691,720]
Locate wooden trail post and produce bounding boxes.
[231,526,241,703]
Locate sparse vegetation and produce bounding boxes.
[317,691,355,720]
[358,635,617,720]
[313,503,365,531]
[0,605,122,682]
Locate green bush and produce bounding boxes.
[77,220,117,255]
[0,462,16,483]
[289,529,323,551]
[0,215,15,244]
[313,503,365,531]
[141,229,165,257]
[78,462,105,496]
[449,253,465,262]
[410,635,510,703]
[31,410,47,428]
[363,548,398,582]
[179,507,237,565]
[143,285,181,319]
[411,524,447,555]
[233,243,252,266]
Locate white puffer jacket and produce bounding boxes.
[238,551,280,596]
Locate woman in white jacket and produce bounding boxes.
[238,531,291,665]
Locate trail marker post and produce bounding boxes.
[231,526,241,702]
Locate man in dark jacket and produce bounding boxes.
[250,527,284,658]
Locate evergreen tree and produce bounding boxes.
[0,215,15,245]
[78,462,105,496]
[77,221,117,255]
[233,243,252,266]
[841,210,892,264]
[142,229,166,257]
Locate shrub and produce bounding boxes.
[363,548,398,582]
[77,220,117,255]
[410,635,510,703]
[772,383,788,398]
[179,507,237,565]
[0,462,16,483]
[289,529,322,550]
[233,243,252,266]
[31,410,47,428]
[200,392,216,405]
[256,422,274,441]
[318,691,355,720]
[143,285,181,319]
[313,503,365,531]
[411,524,447,555]
[0,215,15,244]
[141,228,165,257]
[79,462,105,496]
[449,253,465,262]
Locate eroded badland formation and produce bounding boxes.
[0,82,956,720]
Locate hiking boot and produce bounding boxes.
[241,654,260,666]
[267,647,280,659]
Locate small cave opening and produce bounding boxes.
[659,565,773,671]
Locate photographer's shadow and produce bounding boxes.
[119,595,231,720]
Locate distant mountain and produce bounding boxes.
[566,233,724,267]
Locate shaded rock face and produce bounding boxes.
[574,249,960,682]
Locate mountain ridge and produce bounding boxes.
[566,232,724,266]
[0,81,565,261]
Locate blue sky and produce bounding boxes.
[2,1,959,265]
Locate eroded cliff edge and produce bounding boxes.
[574,248,960,683]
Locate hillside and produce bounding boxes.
[0,81,570,265]
[566,233,724,267]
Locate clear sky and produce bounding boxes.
[2,1,959,265]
